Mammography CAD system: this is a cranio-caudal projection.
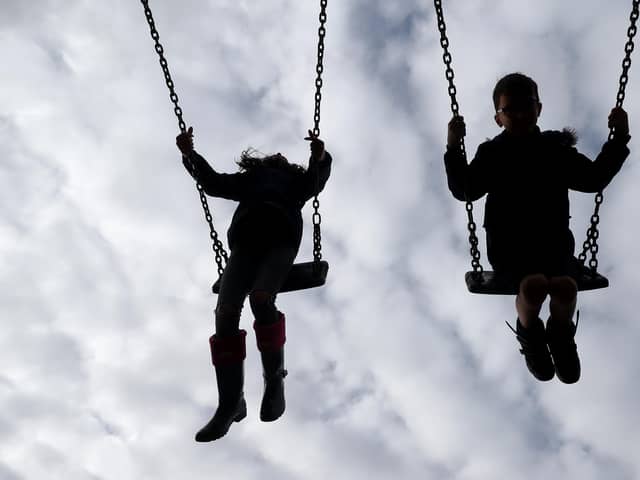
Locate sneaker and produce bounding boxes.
[546,315,581,384]
[507,318,555,381]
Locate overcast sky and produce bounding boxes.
[2,1,640,479]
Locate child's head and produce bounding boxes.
[493,73,542,135]
[237,149,306,175]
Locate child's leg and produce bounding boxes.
[509,273,555,381]
[546,276,580,384]
[249,246,297,326]
[548,276,578,330]
[249,245,297,422]
[195,330,247,442]
[195,247,257,442]
[515,273,549,327]
[215,247,256,336]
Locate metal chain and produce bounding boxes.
[140,0,228,278]
[433,0,483,274]
[578,0,639,272]
[311,0,328,264]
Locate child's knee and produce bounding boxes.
[549,276,578,303]
[519,274,549,304]
[215,303,242,334]
[249,290,274,310]
[249,290,277,324]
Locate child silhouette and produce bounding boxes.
[176,127,332,440]
[445,73,630,383]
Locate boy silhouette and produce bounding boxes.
[445,73,630,383]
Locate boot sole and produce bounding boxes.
[260,397,285,422]
[550,348,581,384]
[260,409,285,422]
[530,370,555,382]
[260,383,285,422]
[556,373,580,384]
[194,400,247,442]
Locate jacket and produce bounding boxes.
[444,127,629,271]
[184,150,332,251]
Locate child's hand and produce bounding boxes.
[176,126,195,155]
[608,107,629,137]
[304,129,325,161]
[447,115,466,148]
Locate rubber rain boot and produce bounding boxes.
[254,313,287,422]
[195,330,247,442]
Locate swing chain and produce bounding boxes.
[579,0,639,272]
[140,0,228,278]
[199,185,229,278]
[434,0,483,274]
[141,0,186,132]
[313,0,328,138]
[311,0,328,264]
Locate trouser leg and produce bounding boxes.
[250,246,296,421]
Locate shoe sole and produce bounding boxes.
[194,400,247,442]
[260,408,285,422]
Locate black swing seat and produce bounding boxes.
[465,264,609,295]
[212,260,329,294]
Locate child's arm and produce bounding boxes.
[183,151,246,200]
[300,131,332,201]
[567,107,630,192]
[176,128,246,200]
[444,116,491,201]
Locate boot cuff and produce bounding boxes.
[254,313,286,352]
[210,330,247,366]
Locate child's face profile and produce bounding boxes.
[494,92,542,136]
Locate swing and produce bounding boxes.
[140,0,330,294]
[434,0,639,295]
[464,268,609,295]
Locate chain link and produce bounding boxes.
[578,0,639,272]
[140,0,228,278]
[434,0,483,274]
[311,0,328,264]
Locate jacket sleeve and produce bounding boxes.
[567,136,630,193]
[182,150,246,201]
[444,143,492,202]
[300,151,333,202]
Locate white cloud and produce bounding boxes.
[2,0,639,479]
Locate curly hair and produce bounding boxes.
[236,148,306,175]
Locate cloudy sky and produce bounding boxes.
[2,0,640,479]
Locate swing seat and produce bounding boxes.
[465,265,609,295]
[212,260,329,294]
